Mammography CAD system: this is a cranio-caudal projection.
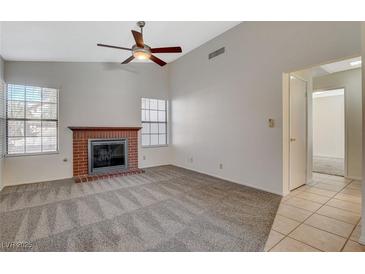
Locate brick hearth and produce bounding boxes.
[68,127,143,182]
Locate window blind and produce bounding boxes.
[0,81,5,158]
[6,84,59,155]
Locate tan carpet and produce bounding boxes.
[0,165,281,252]
[313,156,344,176]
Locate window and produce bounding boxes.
[6,84,58,155]
[0,81,5,158]
[141,98,167,146]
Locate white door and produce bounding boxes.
[289,75,307,190]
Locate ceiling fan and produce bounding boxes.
[97,21,182,66]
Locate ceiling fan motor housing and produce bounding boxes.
[132,44,151,59]
[97,21,181,66]
[137,21,146,28]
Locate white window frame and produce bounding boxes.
[0,81,5,159]
[6,84,59,156]
[141,98,168,148]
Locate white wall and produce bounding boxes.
[313,92,345,158]
[4,62,171,186]
[169,22,361,195]
[314,69,362,179]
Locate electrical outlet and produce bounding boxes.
[189,157,194,163]
[219,163,223,169]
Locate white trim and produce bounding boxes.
[282,73,290,196]
[287,74,308,191]
[141,145,168,149]
[5,151,59,157]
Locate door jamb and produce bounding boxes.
[282,73,291,196]
[289,74,308,192]
[283,72,310,196]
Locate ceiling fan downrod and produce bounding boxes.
[137,21,145,35]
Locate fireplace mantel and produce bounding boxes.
[68,126,142,131]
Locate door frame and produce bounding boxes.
[283,76,351,196]
[312,87,348,178]
[288,74,308,191]
[283,72,311,196]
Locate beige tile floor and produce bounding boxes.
[265,172,364,252]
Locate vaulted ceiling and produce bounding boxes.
[0,21,240,63]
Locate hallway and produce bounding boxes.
[312,156,344,176]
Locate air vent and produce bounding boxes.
[209,47,225,60]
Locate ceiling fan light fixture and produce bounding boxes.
[132,47,151,60]
[97,21,182,66]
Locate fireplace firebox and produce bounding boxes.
[88,139,128,175]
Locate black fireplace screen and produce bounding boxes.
[88,139,128,174]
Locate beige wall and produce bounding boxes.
[2,22,363,195]
[313,93,345,158]
[314,69,362,179]
[4,62,172,186]
[169,22,361,195]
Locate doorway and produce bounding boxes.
[283,56,362,194]
[312,88,345,177]
[281,56,363,250]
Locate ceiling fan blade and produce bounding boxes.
[131,30,144,47]
[151,47,182,53]
[149,55,167,66]
[97,43,131,51]
[121,56,135,64]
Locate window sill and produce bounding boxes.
[141,145,169,149]
[5,151,60,158]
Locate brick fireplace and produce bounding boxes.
[69,127,143,182]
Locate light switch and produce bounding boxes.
[268,118,275,128]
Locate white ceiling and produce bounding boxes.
[0,21,240,63]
